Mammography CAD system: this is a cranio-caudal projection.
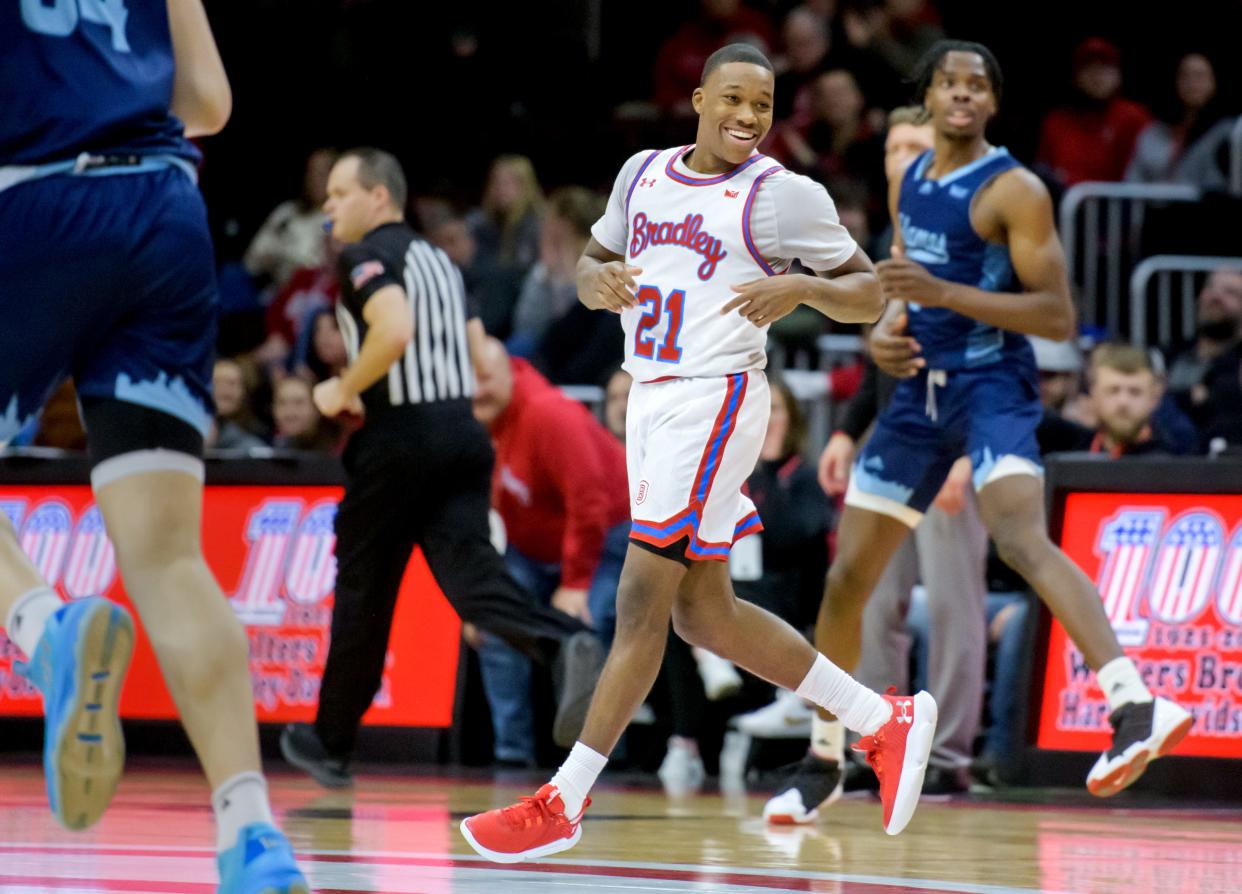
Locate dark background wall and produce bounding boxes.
[199,0,1242,257]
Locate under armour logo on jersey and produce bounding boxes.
[895,700,913,724]
[724,189,739,199]
[948,185,970,200]
[638,178,657,188]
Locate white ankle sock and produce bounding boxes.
[212,771,275,852]
[5,587,63,659]
[1097,656,1153,711]
[549,742,607,819]
[795,654,892,736]
[810,716,845,763]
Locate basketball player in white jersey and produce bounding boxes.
[461,43,939,862]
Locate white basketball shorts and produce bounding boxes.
[626,371,767,562]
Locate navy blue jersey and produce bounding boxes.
[1,0,195,165]
[898,147,1033,371]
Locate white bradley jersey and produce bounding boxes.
[592,145,858,382]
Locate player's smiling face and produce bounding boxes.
[692,62,775,170]
[924,51,996,141]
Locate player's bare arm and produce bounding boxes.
[167,0,231,137]
[723,247,881,326]
[867,156,915,374]
[577,238,642,313]
[316,285,410,417]
[875,168,1074,342]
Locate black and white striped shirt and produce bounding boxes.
[336,222,476,410]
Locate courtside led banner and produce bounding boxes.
[1040,491,1242,758]
[0,485,461,728]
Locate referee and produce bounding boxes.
[281,148,602,787]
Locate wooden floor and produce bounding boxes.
[0,763,1237,893]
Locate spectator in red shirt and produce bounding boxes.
[471,338,631,765]
[653,0,775,115]
[1036,38,1152,188]
[251,232,341,377]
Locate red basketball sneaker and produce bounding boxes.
[852,690,937,836]
[460,784,589,863]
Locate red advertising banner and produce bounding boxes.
[1038,491,1242,757]
[0,485,461,728]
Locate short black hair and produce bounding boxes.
[340,147,408,211]
[911,40,1004,106]
[701,42,774,86]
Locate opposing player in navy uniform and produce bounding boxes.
[765,41,1193,825]
[0,2,308,891]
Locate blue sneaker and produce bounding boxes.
[14,596,134,830]
[216,823,311,894]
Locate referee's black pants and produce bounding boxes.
[315,403,587,759]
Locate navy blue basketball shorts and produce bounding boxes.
[845,362,1044,527]
[0,161,216,481]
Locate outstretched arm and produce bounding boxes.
[167,0,231,137]
[876,169,1075,341]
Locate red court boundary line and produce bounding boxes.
[0,853,983,894]
[0,871,958,894]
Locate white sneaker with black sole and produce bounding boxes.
[763,752,844,825]
[1087,696,1192,797]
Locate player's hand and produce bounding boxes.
[312,376,364,418]
[876,257,950,307]
[582,262,642,313]
[931,456,973,515]
[818,432,856,496]
[869,308,925,378]
[551,586,593,627]
[722,276,806,327]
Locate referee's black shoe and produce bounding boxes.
[552,631,605,748]
[280,723,354,789]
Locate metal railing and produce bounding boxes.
[1231,116,1242,196]
[559,384,605,419]
[1060,182,1200,337]
[1129,255,1242,347]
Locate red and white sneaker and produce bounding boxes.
[852,690,937,836]
[460,784,589,863]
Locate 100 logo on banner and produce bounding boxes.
[0,497,338,626]
[1095,508,1242,646]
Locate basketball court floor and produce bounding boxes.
[0,763,1236,893]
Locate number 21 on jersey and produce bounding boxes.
[633,285,686,364]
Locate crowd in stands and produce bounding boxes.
[9,0,1242,790]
